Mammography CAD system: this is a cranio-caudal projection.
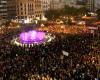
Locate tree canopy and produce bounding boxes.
[96,9,100,20]
[45,9,63,20]
[45,5,89,20]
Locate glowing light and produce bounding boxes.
[19,30,45,44]
[24,18,30,23]
[29,30,37,40]
[20,32,29,42]
[36,32,45,41]
[11,31,55,47]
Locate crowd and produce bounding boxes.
[0,28,99,80]
[37,24,90,34]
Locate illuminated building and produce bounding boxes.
[0,0,7,18]
[0,0,43,19]
[16,0,43,19]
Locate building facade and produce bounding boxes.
[65,0,83,8]
[16,0,35,19]
[0,0,17,19]
[76,0,95,12]
[16,0,43,19]
[34,0,43,19]
[0,0,7,18]
[0,0,43,19]
[65,0,95,12]
[95,0,100,11]
[50,0,65,10]
[41,0,65,12]
[86,0,95,12]
[41,0,50,12]
[7,0,16,19]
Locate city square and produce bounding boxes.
[0,0,100,80]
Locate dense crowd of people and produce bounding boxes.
[37,24,90,34]
[0,27,99,80]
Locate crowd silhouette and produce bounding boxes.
[0,30,98,80]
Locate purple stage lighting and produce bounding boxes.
[19,30,45,43]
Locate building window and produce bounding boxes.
[20,3,22,6]
[21,12,23,15]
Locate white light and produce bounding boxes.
[35,20,38,24]
[41,24,44,27]
[24,18,30,23]
[36,17,40,20]
[41,16,47,21]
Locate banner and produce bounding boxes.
[62,50,69,56]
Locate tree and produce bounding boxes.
[78,7,89,15]
[45,9,63,20]
[64,5,78,16]
[96,9,100,20]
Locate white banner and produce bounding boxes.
[62,50,69,56]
